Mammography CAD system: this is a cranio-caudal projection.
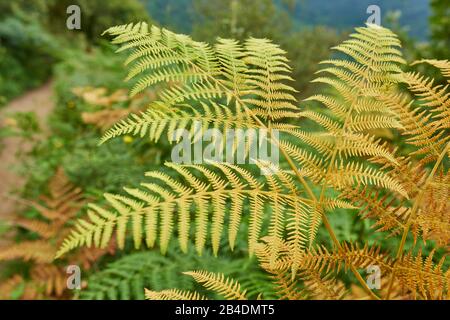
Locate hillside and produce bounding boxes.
[143,0,430,39]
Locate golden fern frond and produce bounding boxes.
[377,92,447,165]
[383,61,450,165]
[295,24,407,205]
[395,250,449,300]
[100,22,298,149]
[348,153,449,247]
[258,238,394,277]
[412,59,450,81]
[183,270,247,300]
[298,242,393,275]
[100,101,258,145]
[402,71,450,130]
[328,161,406,196]
[300,270,347,300]
[242,37,299,120]
[145,288,208,300]
[56,161,316,258]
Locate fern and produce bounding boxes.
[146,270,247,300]
[79,247,275,300]
[55,23,449,300]
[0,168,114,299]
[56,162,322,257]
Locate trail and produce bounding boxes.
[0,81,54,218]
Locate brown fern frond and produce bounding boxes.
[0,241,55,263]
[13,218,58,239]
[269,271,306,300]
[299,242,393,275]
[0,275,24,300]
[341,185,408,237]
[0,168,113,300]
[72,87,128,107]
[29,264,68,299]
[409,171,450,246]
[82,108,134,131]
[300,270,347,300]
[395,250,449,300]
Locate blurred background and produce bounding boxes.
[0,0,448,299]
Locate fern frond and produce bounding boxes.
[0,275,24,300]
[183,270,247,300]
[0,168,113,299]
[402,71,450,130]
[145,288,207,300]
[299,242,393,275]
[56,162,313,258]
[79,251,196,300]
[395,250,449,300]
[300,270,347,300]
[0,241,55,263]
[100,22,299,147]
[298,24,407,208]
[411,59,450,81]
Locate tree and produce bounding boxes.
[429,0,450,59]
[192,0,341,97]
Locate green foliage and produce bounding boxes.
[0,17,56,104]
[46,0,151,43]
[20,46,166,199]
[429,0,450,59]
[79,247,275,300]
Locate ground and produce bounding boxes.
[0,81,54,218]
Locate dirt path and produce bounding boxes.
[0,81,54,217]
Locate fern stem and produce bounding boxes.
[385,141,449,299]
